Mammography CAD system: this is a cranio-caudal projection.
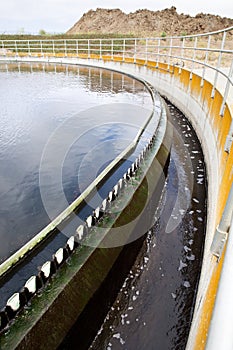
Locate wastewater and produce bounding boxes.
[0,63,207,349]
[0,62,153,264]
[62,101,207,350]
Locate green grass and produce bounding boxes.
[0,33,137,41]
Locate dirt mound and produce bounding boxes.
[67,7,233,36]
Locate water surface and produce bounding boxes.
[0,63,154,263]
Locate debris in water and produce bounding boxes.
[184,281,191,288]
[179,209,186,215]
[113,333,125,345]
[179,260,188,271]
[184,246,191,253]
[197,178,204,184]
[187,254,195,261]
[171,293,177,299]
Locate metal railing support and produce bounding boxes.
[211,31,227,98]
[134,39,137,63]
[211,184,233,260]
[220,59,233,116]
[100,39,102,59]
[111,39,113,60]
[190,36,198,80]
[28,40,31,56]
[201,35,211,87]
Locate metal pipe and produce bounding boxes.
[206,215,233,350]
[218,184,233,234]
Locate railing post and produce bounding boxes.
[220,59,233,116]
[15,40,18,57]
[179,37,185,74]
[123,39,125,61]
[168,37,173,71]
[64,40,67,57]
[40,40,43,57]
[190,36,198,80]
[145,38,148,64]
[76,40,79,57]
[88,39,90,59]
[28,40,31,56]
[52,40,55,57]
[1,40,5,57]
[100,39,102,59]
[134,39,137,63]
[156,38,160,68]
[201,35,211,87]
[211,31,227,98]
[111,39,113,60]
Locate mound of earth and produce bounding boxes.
[67,7,233,36]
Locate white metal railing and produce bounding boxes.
[1,27,232,147]
[0,27,233,115]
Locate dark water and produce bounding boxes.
[0,63,154,263]
[86,102,207,350]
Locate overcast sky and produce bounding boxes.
[0,0,233,34]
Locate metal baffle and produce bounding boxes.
[206,214,233,350]
[211,183,233,260]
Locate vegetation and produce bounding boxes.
[38,29,47,36]
[0,33,137,41]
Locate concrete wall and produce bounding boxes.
[68,55,233,349]
[1,54,232,349]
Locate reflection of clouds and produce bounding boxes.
[0,63,156,261]
[39,103,153,223]
[75,124,138,192]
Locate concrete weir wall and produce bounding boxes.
[63,55,232,349]
[146,63,233,350]
[93,58,232,350]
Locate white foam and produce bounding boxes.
[184,281,191,288]
[179,260,188,271]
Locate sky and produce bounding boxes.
[0,0,233,34]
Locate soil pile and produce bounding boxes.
[67,7,233,36]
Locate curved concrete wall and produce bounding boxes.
[1,54,232,349]
[62,55,232,349]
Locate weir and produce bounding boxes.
[0,26,232,349]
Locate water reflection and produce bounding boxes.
[0,63,153,263]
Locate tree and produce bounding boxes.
[39,29,47,36]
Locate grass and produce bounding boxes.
[0,33,137,41]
